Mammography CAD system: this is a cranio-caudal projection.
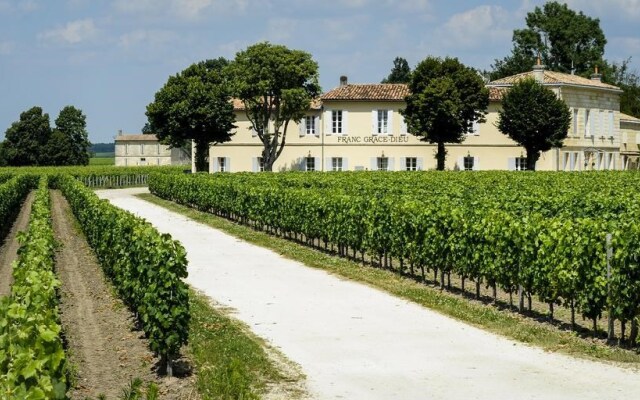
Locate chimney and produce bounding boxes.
[533,56,545,83]
[340,75,348,87]
[118,129,123,136]
[591,65,602,82]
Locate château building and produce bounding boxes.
[201,66,640,172]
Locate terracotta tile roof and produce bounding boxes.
[115,134,159,142]
[620,113,640,123]
[232,98,322,111]
[321,84,410,101]
[489,70,621,91]
[489,87,508,101]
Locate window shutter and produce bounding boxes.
[315,157,320,171]
[388,157,395,171]
[226,157,231,173]
[400,117,408,135]
[343,158,349,171]
[569,153,575,171]
[252,158,258,172]
[473,157,479,171]
[457,157,464,170]
[324,157,331,171]
[508,158,516,171]
[473,120,480,136]
[342,111,348,136]
[370,157,377,171]
[314,116,320,137]
[388,111,394,135]
[213,158,219,173]
[417,158,424,170]
[324,111,332,136]
[372,110,378,135]
[251,126,258,137]
[399,157,406,171]
[299,118,306,137]
[590,111,595,137]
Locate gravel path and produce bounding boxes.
[98,187,640,400]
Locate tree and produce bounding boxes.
[491,1,606,80]
[227,42,320,172]
[47,106,91,166]
[497,78,571,171]
[605,58,640,118]
[401,57,489,170]
[3,106,52,166]
[146,58,236,172]
[382,57,411,83]
[0,142,7,167]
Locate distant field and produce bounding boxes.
[89,153,115,166]
[93,152,115,158]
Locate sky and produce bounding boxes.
[0,0,639,144]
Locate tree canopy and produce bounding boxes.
[382,57,411,84]
[401,56,489,170]
[47,106,91,166]
[3,106,52,166]
[226,42,320,172]
[491,1,606,80]
[146,57,236,172]
[497,78,571,171]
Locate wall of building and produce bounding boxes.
[115,140,185,166]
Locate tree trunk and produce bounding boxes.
[194,140,209,172]
[525,149,540,172]
[518,285,524,313]
[436,142,447,171]
[476,280,481,299]
[461,276,466,293]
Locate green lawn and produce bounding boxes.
[89,157,115,166]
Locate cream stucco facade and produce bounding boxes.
[115,134,191,167]
[206,68,637,173]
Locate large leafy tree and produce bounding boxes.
[382,57,411,83]
[227,42,320,172]
[605,58,640,118]
[497,78,571,171]
[47,106,91,166]
[146,58,236,172]
[401,56,489,170]
[3,106,52,166]
[491,1,606,80]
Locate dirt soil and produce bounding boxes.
[50,190,199,400]
[0,192,34,297]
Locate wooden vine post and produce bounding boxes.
[606,233,614,342]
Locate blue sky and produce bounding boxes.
[1,0,639,143]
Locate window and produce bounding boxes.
[609,111,614,136]
[463,156,474,171]
[467,120,480,136]
[305,116,316,135]
[141,144,145,154]
[405,157,417,171]
[377,110,389,134]
[258,157,265,172]
[572,108,579,136]
[377,157,388,171]
[332,110,343,134]
[585,109,591,137]
[306,157,315,171]
[332,157,343,171]
[218,157,226,172]
[140,157,146,161]
[515,157,527,171]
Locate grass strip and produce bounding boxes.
[187,289,302,400]
[138,193,640,367]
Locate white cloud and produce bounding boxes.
[39,18,97,45]
[118,29,177,49]
[440,5,511,49]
